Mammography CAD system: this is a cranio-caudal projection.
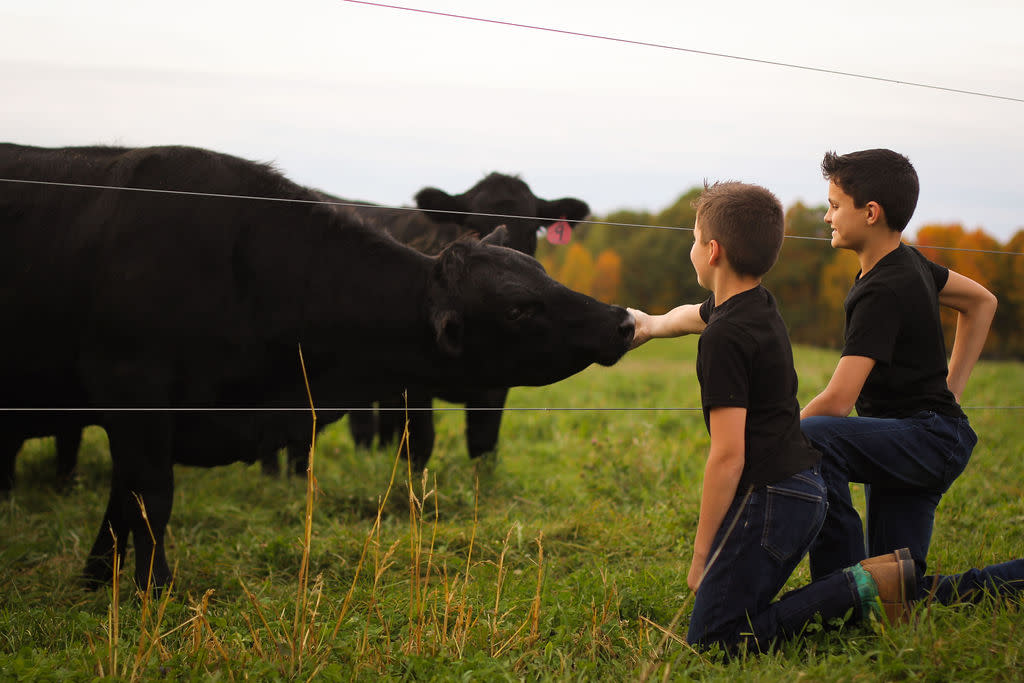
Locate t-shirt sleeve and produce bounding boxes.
[842,285,900,364]
[927,258,950,291]
[698,323,751,409]
[698,294,714,324]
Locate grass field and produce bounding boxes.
[2,338,1022,681]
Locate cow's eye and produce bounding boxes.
[506,304,535,321]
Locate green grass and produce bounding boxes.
[2,338,1022,681]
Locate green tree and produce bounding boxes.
[763,202,835,347]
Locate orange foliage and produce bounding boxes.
[591,249,623,304]
[558,243,595,295]
[915,223,964,268]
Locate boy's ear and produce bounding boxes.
[708,239,723,265]
[865,201,884,226]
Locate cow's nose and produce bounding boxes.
[619,311,635,344]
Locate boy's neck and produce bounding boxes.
[710,270,761,306]
[855,228,904,276]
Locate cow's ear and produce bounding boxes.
[538,197,590,223]
[437,240,471,286]
[432,309,464,357]
[480,225,510,247]
[430,241,470,357]
[415,187,468,224]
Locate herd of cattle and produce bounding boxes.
[0,143,634,588]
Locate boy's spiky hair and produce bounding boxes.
[693,181,784,277]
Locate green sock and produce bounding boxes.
[847,563,879,620]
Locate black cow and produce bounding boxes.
[332,174,590,472]
[0,143,633,588]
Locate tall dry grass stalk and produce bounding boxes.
[91,497,178,682]
[290,343,320,674]
[93,355,562,678]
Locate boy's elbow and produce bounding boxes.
[817,392,856,418]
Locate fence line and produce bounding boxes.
[340,0,1024,105]
[2,177,1021,257]
[1,406,1020,412]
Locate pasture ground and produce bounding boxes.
[1,338,1022,681]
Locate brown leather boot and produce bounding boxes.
[860,549,916,624]
[860,547,913,574]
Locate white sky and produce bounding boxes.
[2,0,1022,240]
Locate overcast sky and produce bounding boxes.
[3,0,1022,242]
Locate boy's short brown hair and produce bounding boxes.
[693,181,784,278]
[821,149,919,232]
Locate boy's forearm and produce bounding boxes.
[799,355,875,419]
[939,271,997,402]
[692,447,744,562]
[629,304,705,348]
[947,305,996,401]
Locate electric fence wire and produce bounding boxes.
[2,406,1021,412]
[340,0,1024,105]
[3,3,1023,413]
[1,177,1022,257]
[0,186,1019,410]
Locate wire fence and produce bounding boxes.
[2,3,1022,417]
[340,0,1024,105]
[1,177,1021,257]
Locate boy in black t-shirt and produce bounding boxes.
[630,181,917,650]
[800,150,1001,590]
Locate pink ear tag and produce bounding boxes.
[545,219,572,245]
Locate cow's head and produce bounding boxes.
[415,173,589,257]
[426,228,633,389]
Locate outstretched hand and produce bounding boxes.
[626,308,652,350]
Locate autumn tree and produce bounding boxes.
[591,249,623,304]
[816,249,860,349]
[763,201,834,347]
[558,242,596,295]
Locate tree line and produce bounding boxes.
[536,187,1024,359]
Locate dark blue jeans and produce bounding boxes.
[926,560,1024,604]
[801,411,976,582]
[687,466,863,650]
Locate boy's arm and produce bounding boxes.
[799,355,876,419]
[627,304,707,350]
[939,270,998,403]
[688,406,746,592]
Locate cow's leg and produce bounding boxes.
[404,391,435,471]
[377,395,406,447]
[260,449,282,477]
[83,475,131,588]
[347,404,378,448]
[465,387,510,459]
[287,442,309,476]
[0,435,20,498]
[84,415,174,590]
[117,415,174,590]
[54,426,82,492]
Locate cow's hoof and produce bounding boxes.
[82,560,114,590]
[56,473,80,496]
[472,451,500,477]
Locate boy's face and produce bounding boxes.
[824,180,872,251]
[690,219,713,289]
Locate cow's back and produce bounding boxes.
[0,145,329,406]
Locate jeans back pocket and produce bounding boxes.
[761,473,827,565]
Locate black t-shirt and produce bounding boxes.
[697,286,821,489]
[842,244,962,419]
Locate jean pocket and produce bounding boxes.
[761,482,826,564]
